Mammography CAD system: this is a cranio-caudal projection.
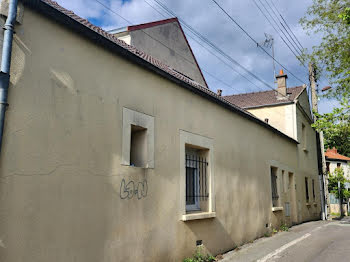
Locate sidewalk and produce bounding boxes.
[220,220,331,262]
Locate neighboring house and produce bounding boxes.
[325,147,350,214]
[111,17,208,88]
[0,1,321,261]
[224,70,312,141]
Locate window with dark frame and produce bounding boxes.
[312,179,315,201]
[326,162,330,173]
[305,177,309,203]
[185,152,209,212]
[271,167,279,207]
[337,163,341,168]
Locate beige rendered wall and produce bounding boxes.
[297,89,313,120]
[127,21,208,87]
[295,105,321,221]
[0,8,320,262]
[327,161,350,179]
[247,103,296,139]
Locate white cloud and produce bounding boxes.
[55,0,331,106]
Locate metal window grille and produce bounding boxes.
[305,177,309,202]
[185,154,209,209]
[271,170,279,207]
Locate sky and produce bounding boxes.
[55,0,338,114]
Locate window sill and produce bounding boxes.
[313,202,317,206]
[302,148,308,153]
[272,207,283,212]
[181,212,216,221]
[306,203,311,207]
[121,163,153,169]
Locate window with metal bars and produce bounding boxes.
[270,167,279,207]
[185,153,209,211]
[305,177,309,202]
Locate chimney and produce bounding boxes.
[276,69,287,99]
[217,89,222,96]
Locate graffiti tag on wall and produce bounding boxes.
[120,178,148,200]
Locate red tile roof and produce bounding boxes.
[325,148,350,161]
[127,18,179,31]
[223,86,305,109]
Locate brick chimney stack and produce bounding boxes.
[276,69,287,100]
[217,89,222,96]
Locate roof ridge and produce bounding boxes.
[224,86,303,98]
[127,17,178,31]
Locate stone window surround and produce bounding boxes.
[180,130,215,221]
[121,107,155,168]
[268,160,296,212]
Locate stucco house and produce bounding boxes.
[325,147,350,214]
[110,17,208,89]
[0,0,322,261]
[224,70,311,142]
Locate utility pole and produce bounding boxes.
[309,62,328,220]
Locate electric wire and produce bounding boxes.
[93,0,263,95]
[268,0,305,51]
[151,0,296,102]
[209,0,307,85]
[93,0,294,111]
[257,0,303,59]
[262,0,304,55]
[252,0,302,66]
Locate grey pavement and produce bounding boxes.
[221,218,350,262]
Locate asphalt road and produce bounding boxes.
[222,217,350,262]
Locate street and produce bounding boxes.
[222,218,350,262]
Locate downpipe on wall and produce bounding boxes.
[0,0,18,154]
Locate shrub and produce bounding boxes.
[280,224,289,232]
[183,247,216,262]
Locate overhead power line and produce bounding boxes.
[209,0,307,85]
[259,0,303,57]
[93,0,252,93]
[92,0,294,111]
[267,0,305,51]
[150,0,296,102]
[143,0,303,113]
[252,0,302,65]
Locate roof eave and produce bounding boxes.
[242,101,295,110]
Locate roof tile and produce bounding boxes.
[223,86,305,108]
[325,148,350,161]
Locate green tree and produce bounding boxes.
[312,94,350,156]
[328,167,350,201]
[300,0,350,99]
[301,1,350,156]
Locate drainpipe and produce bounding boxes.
[0,0,18,154]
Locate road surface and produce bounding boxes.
[222,217,350,262]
